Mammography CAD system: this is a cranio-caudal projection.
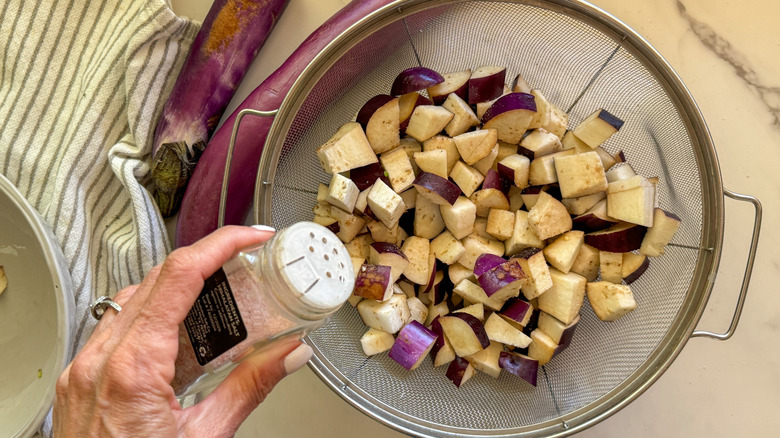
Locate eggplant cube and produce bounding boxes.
[428,69,471,105]
[446,356,476,388]
[440,196,477,240]
[470,188,509,218]
[453,279,505,311]
[465,340,503,378]
[316,122,378,174]
[486,208,515,241]
[414,195,446,239]
[407,297,429,325]
[389,321,438,370]
[368,242,409,284]
[484,313,532,349]
[528,329,557,366]
[505,210,545,256]
[499,297,534,328]
[367,179,406,228]
[357,293,411,334]
[438,313,490,357]
[528,191,573,240]
[599,251,623,284]
[569,243,601,282]
[512,247,553,300]
[497,154,531,189]
[360,328,396,356]
[586,281,637,322]
[353,264,394,301]
[554,151,608,198]
[405,105,454,142]
[536,268,587,325]
[543,230,585,274]
[326,173,359,214]
[538,312,580,347]
[442,92,480,137]
[561,192,606,216]
[519,128,562,159]
[364,97,401,154]
[572,108,624,148]
[481,93,537,144]
[458,234,505,270]
[448,263,475,286]
[607,175,656,227]
[622,252,650,284]
[428,317,456,366]
[499,351,539,386]
[639,208,682,257]
[431,230,466,265]
[380,147,416,193]
[329,206,366,243]
[454,302,485,321]
[450,161,485,197]
[423,135,461,173]
[413,149,448,179]
[400,236,431,285]
[454,129,498,165]
[529,149,575,186]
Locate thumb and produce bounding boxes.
[181,341,313,436]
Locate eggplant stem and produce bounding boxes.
[152,140,206,217]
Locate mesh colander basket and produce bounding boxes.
[222,0,760,436]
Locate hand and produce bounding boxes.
[53,226,313,437]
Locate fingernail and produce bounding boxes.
[284,344,313,375]
[251,225,276,232]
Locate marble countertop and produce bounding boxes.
[171,1,779,436]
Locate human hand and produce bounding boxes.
[53,226,313,437]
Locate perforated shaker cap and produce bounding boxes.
[276,222,355,311]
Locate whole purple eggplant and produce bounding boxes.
[175,0,404,248]
[152,0,289,217]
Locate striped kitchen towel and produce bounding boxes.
[0,0,199,433]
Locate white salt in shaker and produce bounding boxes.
[172,221,355,397]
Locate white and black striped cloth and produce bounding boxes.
[1,0,199,430]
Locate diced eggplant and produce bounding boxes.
[446,356,476,388]
[360,328,395,356]
[391,67,445,96]
[389,321,438,370]
[586,281,637,322]
[413,171,462,206]
[353,264,394,301]
[499,351,539,386]
[484,313,531,349]
[585,222,648,253]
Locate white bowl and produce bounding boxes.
[0,174,75,437]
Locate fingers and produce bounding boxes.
[137,226,275,332]
[180,341,312,437]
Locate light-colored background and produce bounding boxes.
[171,1,779,436]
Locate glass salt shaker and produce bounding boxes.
[172,221,355,397]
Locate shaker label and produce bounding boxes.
[184,268,247,366]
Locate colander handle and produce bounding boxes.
[218,108,279,228]
[691,188,762,341]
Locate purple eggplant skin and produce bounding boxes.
[446,356,472,387]
[389,321,438,370]
[473,253,506,277]
[499,351,538,386]
[479,259,526,297]
[175,0,404,248]
[152,0,290,218]
[390,67,444,96]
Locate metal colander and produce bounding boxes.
[221,0,761,436]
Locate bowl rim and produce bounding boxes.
[0,173,75,437]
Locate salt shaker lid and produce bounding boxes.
[276,222,355,311]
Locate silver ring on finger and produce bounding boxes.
[90,296,123,320]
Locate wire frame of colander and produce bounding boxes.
[214,0,760,436]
